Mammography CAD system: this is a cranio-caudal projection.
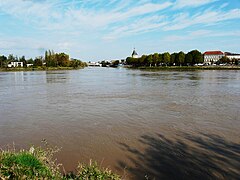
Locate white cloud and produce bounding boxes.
[103,15,167,40]
[174,0,218,9]
[0,0,173,38]
[163,9,240,30]
[163,29,240,42]
[0,0,239,60]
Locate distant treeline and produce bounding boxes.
[0,50,86,68]
[126,50,203,67]
[44,50,86,68]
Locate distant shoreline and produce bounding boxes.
[0,66,84,72]
[129,66,240,71]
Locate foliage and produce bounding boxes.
[7,54,16,62]
[1,50,86,69]
[126,50,203,67]
[0,143,121,180]
[111,60,120,67]
[27,58,34,64]
[234,59,239,65]
[170,53,177,65]
[19,56,27,67]
[33,56,43,67]
[0,55,7,68]
[45,50,86,68]
[101,61,111,67]
[163,52,170,65]
[0,142,62,179]
[189,50,203,64]
[177,51,185,65]
[185,52,193,65]
[219,56,231,64]
[76,160,121,180]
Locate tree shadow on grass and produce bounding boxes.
[117,132,240,180]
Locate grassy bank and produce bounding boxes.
[131,66,240,71]
[0,144,120,180]
[0,66,85,72]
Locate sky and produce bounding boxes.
[0,0,240,61]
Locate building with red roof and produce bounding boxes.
[204,51,224,64]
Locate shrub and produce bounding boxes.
[0,142,62,179]
[0,143,121,180]
[76,160,121,180]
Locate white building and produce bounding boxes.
[8,62,23,68]
[132,48,139,58]
[87,62,102,67]
[204,51,224,64]
[225,52,240,60]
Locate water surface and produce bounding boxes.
[0,68,239,179]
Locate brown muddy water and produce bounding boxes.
[0,68,239,179]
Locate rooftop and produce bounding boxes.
[204,51,224,55]
[225,52,240,55]
[132,49,138,56]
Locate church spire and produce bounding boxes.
[132,48,138,58]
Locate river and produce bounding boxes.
[0,68,239,179]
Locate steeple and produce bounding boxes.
[132,48,138,58]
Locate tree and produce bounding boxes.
[55,53,70,67]
[34,57,43,67]
[126,57,134,66]
[45,50,57,67]
[153,53,159,66]
[141,55,148,66]
[8,54,15,62]
[45,51,49,67]
[163,52,170,65]
[0,55,7,68]
[147,55,153,67]
[27,58,34,64]
[19,56,27,67]
[178,51,185,65]
[234,59,239,65]
[170,53,177,65]
[190,50,203,64]
[112,60,119,67]
[219,56,230,64]
[100,61,110,67]
[70,59,85,68]
[158,54,163,65]
[185,53,193,65]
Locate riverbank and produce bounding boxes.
[0,66,85,72]
[0,144,120,179]
[130,65,240,71]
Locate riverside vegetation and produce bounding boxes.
[125,50,239,67]
[0,50,87,71]
[0,142,121,180]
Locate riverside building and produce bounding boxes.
[204,51,224,65]
[7,62,24,68]
[225,52,240,60]
[132,48,139,58]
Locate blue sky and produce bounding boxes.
[0,0,240,61]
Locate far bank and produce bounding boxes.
[0,66,85,72]
[129,65,240,71]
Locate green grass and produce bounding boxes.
[0,151,52,178]
[0,144,62,179]
[0,144,121,180]
[76,160,121,180]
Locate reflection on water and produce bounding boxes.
[46,71,69,83]
[0,68,239,179]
